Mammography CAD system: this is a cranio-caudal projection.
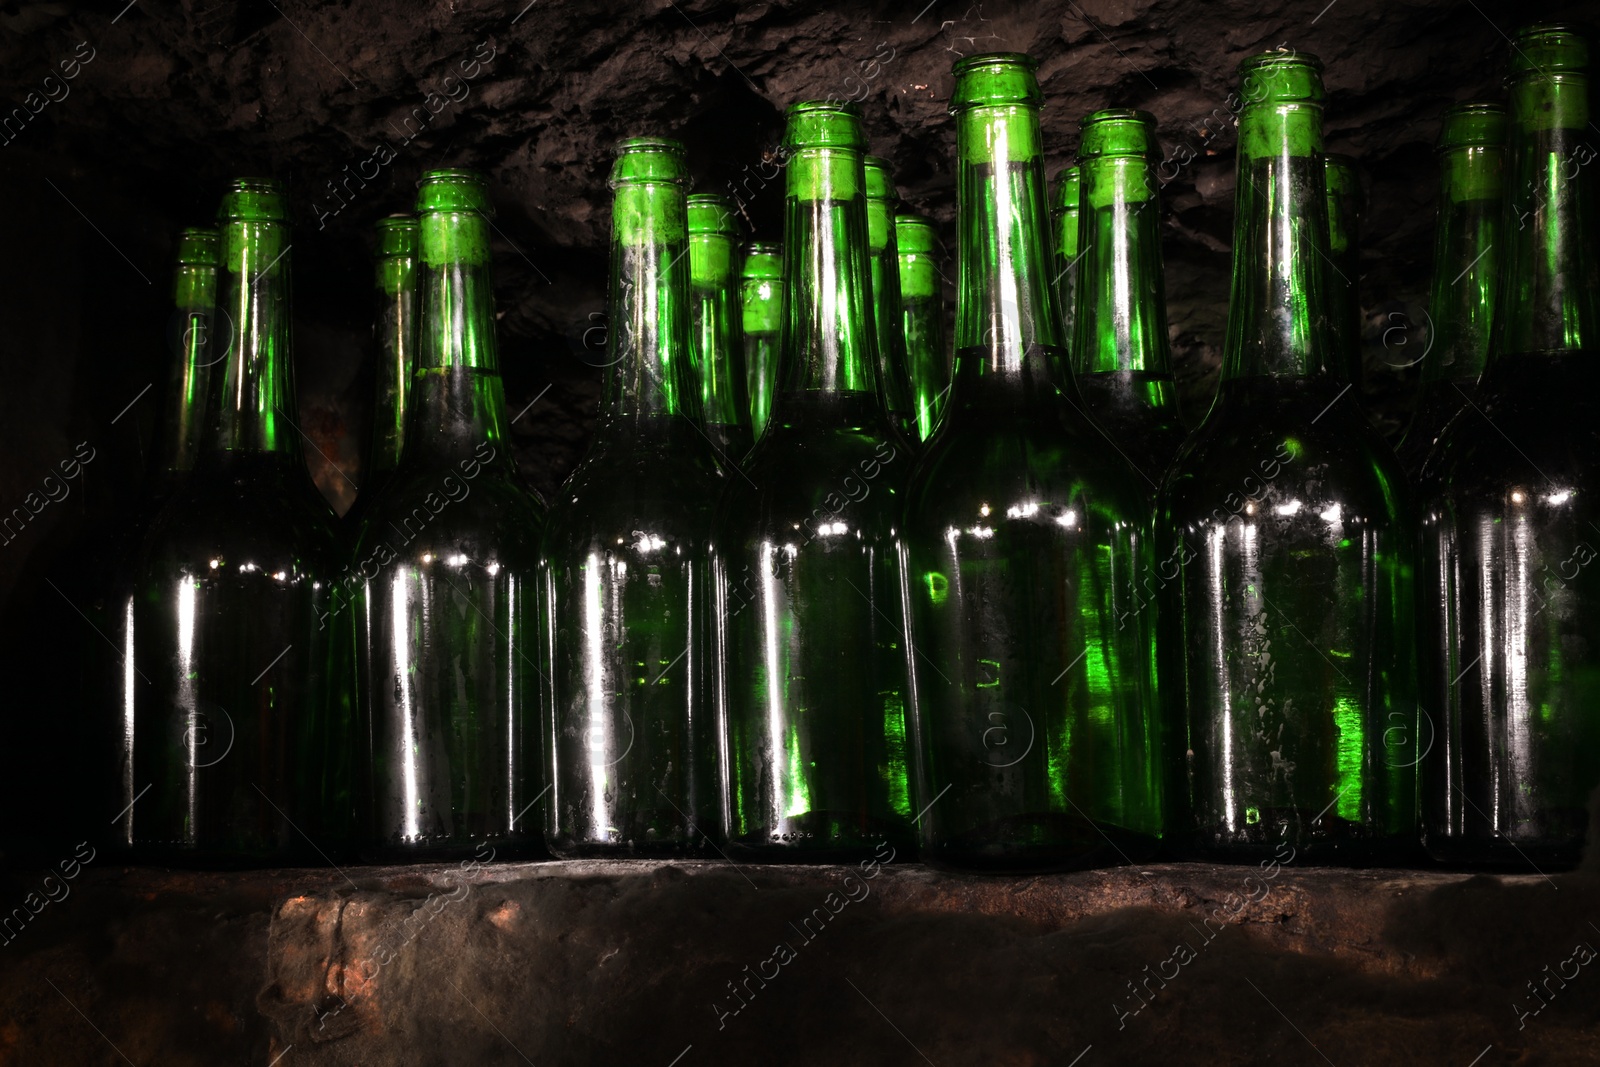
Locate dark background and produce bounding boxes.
[0,0,1588,786]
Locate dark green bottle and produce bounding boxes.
[1398,103,1506,479]
[902,55,1161,871]
[688,193,754,463]
[1070,109,1186,488]
[123,179,344,864]
[739,241,783,443]
[1324,154,1365,388]
[1050,166,1082,349]
[864,156,916,444]
[895,213,950,442]
[107,227,221,851]
[346,214,418,532]
[1160,54,1416,861]
[715,102,915,860]
[1420,25,1600,868]
[544,139,724,857]
[354,170,547,860]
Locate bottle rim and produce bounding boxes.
[949,51,1042,111]
[415,168,494,215]
[1436,101,1507,151]
[687,193,741,236]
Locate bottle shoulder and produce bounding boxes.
[1422,356,1600,505]
[905,417,1155,528]
[543,443,723,550]
[1163,380,1406,527]
[140,461,340,575]
[719,429,908,534]
[353,460,544,563]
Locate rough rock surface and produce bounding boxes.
[0,0,1587,537]
[1,859,1597,1065]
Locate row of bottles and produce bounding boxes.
[93,23,1596,872]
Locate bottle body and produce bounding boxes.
[1162,378,1417,859]
[716,394,915,858]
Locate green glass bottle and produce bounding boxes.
[346,214,418,532]
[864,156,916,445]
[687,193,754,464]
[544,139,724,857]
[123,179,344,864]
[739,241,783,444]
[1398,103,1506,479]
[901,55,1160,871]
[715,102,915,861]
[1324,153,1365,388]
[1420,25,1600,868]
[354,170,547,861]
[1160,54,1415,862]
[1071,109,1186,488]
[1050,166,1082,349]
[107,227,221,850]
[895,213,950,442]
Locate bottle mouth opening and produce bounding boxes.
[742,241,781,254]
[785,100,864,118]
[614,136,687,155]
[950,52,1037,76]
[687,194,740,236]
[376,214,418,230]
[174,228,219,265]
[1436,102,1508,150]
[218,177,287,222]
[415,169,494,215]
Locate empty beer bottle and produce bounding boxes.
[688,193,754,463]
[1420,25,1600,868]
[545,139,724,857]
[1325,154,1365,388]
[1398,103,1505,479]
[122,179,345,864]
[715,102,915,860]
[739,241,783,443]
[1160,53,1416,861]
[346,214,418,532]
[864,156,916,444]
[1071,109,1186,488]
[895,213,950,442]
[354,170,546,861]
[1051,166,1082,349]
[902,55,1160,871]
[104,228,223,853]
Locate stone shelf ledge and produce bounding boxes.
[1,858,1597,1065]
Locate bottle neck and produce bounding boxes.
[1425,143,1503,384]
[207,219,302,463]
[404,212,509,464]
[1052,203,1081,348]
[952,102,1065,405]
[866,193,912,420]
[158,262,217,477]
[1220,104,1338,382]
[604,181,701,435]
[774,147,881,420]
[689,228,745,431]
[1072,154,1173,378]
[1494,72,1598,361]
[370,253,417,476]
